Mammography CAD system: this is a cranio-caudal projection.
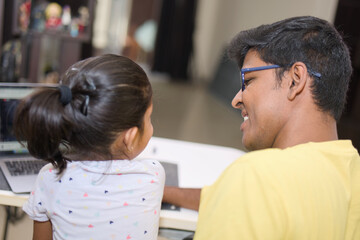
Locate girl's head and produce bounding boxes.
[14,54,153,173]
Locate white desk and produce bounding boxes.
[0,137,245,231]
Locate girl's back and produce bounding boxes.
[25,159,164,239]
[14,54,164,239]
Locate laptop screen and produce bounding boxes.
[0,83,56,153]
[0,86,34,152]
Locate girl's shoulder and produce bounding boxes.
[135,158,164,170]
[71,159,165,176]
[38,163,59,179]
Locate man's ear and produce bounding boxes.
[287,62,308,100]
[123,126,139,153]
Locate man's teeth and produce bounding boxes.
[244,116,249,121]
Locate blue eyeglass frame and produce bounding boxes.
[240,64,322,91]
[240,65,280,91]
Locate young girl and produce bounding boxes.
[14,54,165,240]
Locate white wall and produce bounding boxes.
[93,0,132,53]
[192,0,339,82]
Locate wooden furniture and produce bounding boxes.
[1,0,95,83]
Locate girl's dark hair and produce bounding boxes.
[14,54,152,174]
[228,16,352,121]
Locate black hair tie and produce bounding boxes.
[58,85,72,105]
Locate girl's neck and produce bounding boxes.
[67,152,116,161]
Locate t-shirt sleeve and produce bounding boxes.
[144,159,166,207]
[22,165,52,222]
[195,158,286,240]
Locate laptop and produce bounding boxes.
[0,83,53,193]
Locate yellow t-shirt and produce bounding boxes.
[195,140,360,240]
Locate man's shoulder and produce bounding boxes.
[229,140,359,174]
[221,148,285,178]
[236,147,285,164]
[237,140,357,162]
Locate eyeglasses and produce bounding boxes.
[241,65,280,91]
[240,65,322,91]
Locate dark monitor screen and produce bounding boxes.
[0,85,37,152]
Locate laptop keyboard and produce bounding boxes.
[5,159,46,176]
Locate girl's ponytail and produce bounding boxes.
[14,87,73,174]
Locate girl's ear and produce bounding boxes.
[287,62,308,101]
[123,126,139,153]
[110,127,139,159]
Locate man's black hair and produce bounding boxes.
[228,16,352,121]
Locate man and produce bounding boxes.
[163,16,360,239]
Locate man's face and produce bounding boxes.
[231,50,290,150]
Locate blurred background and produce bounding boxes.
[0,0,359,152]
[1,0,360,239]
